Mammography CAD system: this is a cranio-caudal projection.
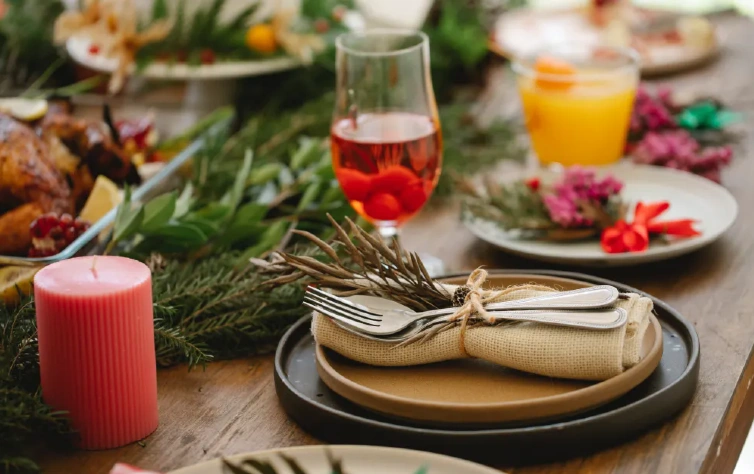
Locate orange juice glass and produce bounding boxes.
[513,45,640,167]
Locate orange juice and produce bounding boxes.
[514,48,639,167]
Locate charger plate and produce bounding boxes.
[274,270,699,463]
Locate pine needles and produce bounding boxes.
[0,297,71,474]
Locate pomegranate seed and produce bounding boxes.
[64,227,78,242]
[59,213,73,226]
[28,248,39,258]
[54,238,68,250]
[74,218,91,231]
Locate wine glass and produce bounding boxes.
[331,29,442,240]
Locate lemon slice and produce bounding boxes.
[0,98,49,121]
[0,265,40,305]
[79,175,123,225]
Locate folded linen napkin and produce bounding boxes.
[312,286,653,381]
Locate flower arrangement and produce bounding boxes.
[461,166,700,253]
[53,0,343,93]
[626,86,738,183]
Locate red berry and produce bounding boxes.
[59,213,73,226]
[314,18,330,33]
[199,49,216,65]
[398,184,427,213]
[54,238,67,250]
[371,166,417,196]
[336,168,372,202]
[88,44,100,55]
[364,192,402,221]
[525,177,541,191]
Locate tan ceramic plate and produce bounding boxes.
[316,274,663,426]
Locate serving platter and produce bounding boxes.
[67,36,300,81]
[463,163,738,267]
[275,270,699,464]
[169,445,503,474]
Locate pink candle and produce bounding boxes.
[34,256,158,450]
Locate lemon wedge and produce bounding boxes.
[0,265,40,305]
[79,175,123,224]
[0,98,49,121]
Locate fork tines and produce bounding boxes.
[304,287,382,327]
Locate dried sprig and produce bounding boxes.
[261,215,451,312]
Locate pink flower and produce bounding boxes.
[631,130,732,183]
[542,167,623,228]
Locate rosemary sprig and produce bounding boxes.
[261,216,452,312]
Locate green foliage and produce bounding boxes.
[0,0,69,90]
[0,298,71,473]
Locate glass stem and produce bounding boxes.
[378,226,398,239]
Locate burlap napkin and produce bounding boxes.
[312,286,653,381]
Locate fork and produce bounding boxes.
[304,285,621,336]
[304,287,627,336]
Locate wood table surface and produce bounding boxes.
[39,13,754,474]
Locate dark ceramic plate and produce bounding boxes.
[274,270,699,464]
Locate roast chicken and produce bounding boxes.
[0,110,138,256]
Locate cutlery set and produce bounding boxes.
[304,285,628,343]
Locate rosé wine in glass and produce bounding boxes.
[331,112,442,228]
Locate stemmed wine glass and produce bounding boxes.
[331,29,442,241]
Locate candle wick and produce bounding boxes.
[91,256,99,278]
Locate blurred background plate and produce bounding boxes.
[169,445,503,474]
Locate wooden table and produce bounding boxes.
[39,14,754,474]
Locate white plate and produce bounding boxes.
[67,36,299,80]
[490,8,719,76]
[169,445,503,474]
[463,163,738,267]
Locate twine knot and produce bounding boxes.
[448,268,500,356]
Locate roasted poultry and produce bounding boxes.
[0,110,138,256]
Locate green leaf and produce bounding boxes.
[140,223,208,250]
[248,163,283,185]
[238,220,288,261]
[290,137,321,170]
[214,202,268,248]
[113,187,145,243]
[225,3,258,31]
[141,191,177,233]
[220,149,253,212]
[179,216,220,238]
[191,203,233,223]
[151,0,168,21]
[174,182,194,218]
[296,181,322,212]
[278,166,295,187]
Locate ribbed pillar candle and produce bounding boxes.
[34,256,158,450]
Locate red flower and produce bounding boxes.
[525,177,540,191]
[600,201,699,254]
